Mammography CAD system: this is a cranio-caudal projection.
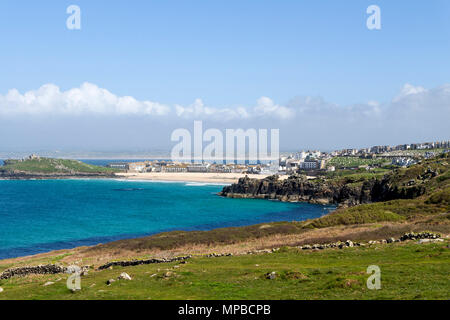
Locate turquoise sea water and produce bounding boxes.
[0,179,334,259]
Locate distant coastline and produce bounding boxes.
[0,156,287,184]
[0,168,282,184]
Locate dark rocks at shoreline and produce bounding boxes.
[219,173,427,206]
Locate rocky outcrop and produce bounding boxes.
[219,173,427,206]
[118,272,132,280]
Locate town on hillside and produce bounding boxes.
[106,140,450,176]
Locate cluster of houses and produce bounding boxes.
[279,151,328,174]
[332,140,450,157]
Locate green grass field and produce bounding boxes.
[0,242,448,300]
[327,157,388,169]
[324,168,390,181]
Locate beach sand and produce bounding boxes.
[115,172,287,184]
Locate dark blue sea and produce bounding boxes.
[0,178,334,260]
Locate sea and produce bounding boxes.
[0,161,335,260]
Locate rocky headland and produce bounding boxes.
[219,166,438,206]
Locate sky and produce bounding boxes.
[0,0,449,155]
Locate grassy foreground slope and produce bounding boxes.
[0,157,119,175]
[0,242,448,300]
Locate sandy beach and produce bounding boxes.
[115,172,288,184]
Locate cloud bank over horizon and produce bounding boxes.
[0,82,296,120]
[0,82,449,152]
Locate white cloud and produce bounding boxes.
[1,82,448,151]
[1,82,449,130]
[174,96,294,120]
[254,96,295,119]
[174,98,241,120]
[0,83,294,120]
[0,83,171,116]
[393,83,428,102]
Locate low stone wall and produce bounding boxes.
[297,232,441,250]
[399,232,440,241]
[97,255,192,270]
[0,264,90,280]
[0,264,67,280]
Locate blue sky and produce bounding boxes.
[0,0,449,153]
[1,0,449,105]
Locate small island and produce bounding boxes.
[0,154,120,180]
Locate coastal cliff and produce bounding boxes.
[219,165,437,206]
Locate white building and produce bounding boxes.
[187,163,210,172]
[300,160,318,170]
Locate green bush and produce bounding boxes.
[426,188,450,205]
[309,207,405,228]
